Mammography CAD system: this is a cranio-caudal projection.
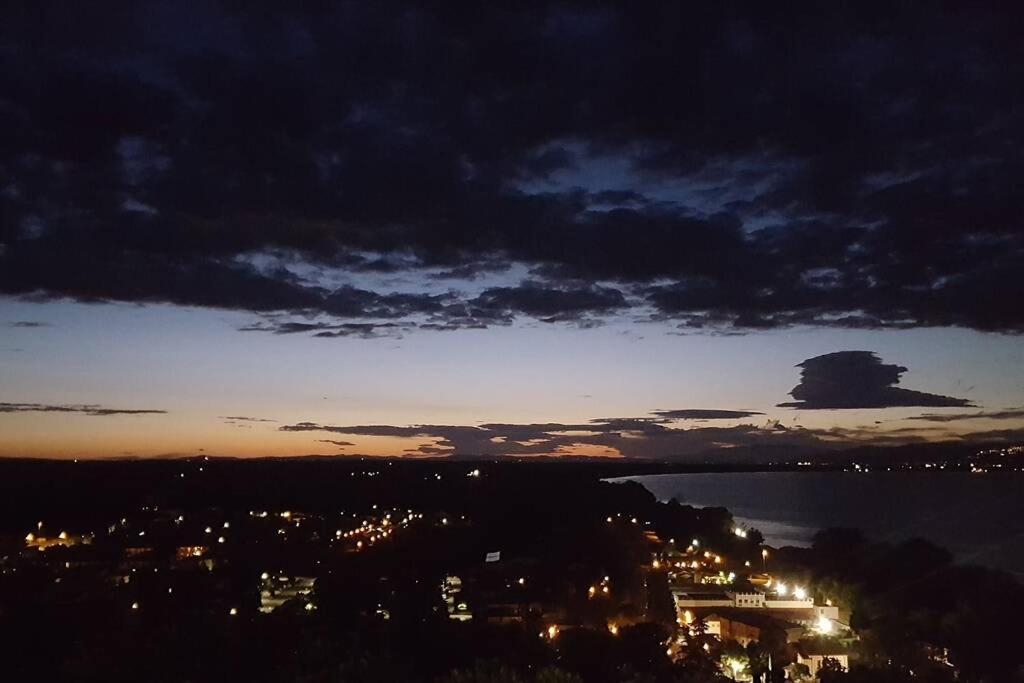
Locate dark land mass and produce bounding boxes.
[0,458,1021,683]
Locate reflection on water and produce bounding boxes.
[614,471,1024,577]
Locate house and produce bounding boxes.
[703,610,805,647]
[795,639,850,678]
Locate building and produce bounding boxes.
[673,585,842,632]
[24,530,91,551]
[732,590,766,608]
[259,575,315,613]
[703,611,805,647]
[442,575,472,622]
[795,640,850,677]
[674,590,734,610]
[175,545,208,560]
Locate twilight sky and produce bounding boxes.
[1,3,1023,460]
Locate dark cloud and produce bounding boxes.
[317,439,355,448]
[220,415,276,427]
[1,4,1023,332]
[279,416,826,460]
[466,282,628,325]
[279,407,1024,459]
[778,351,974,410]
[8,321,49,328]
[0,402,166,416]
[907,408,1024,423]
[238,321,406,339]
[652,409,764,420]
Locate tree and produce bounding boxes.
[817,657,846,683]
[441,660,525,683]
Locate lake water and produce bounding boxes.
[615,472,1024,578]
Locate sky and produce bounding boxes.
[1,2,1023,460]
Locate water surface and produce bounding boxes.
[616,471,1024,577]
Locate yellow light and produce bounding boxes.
[261,572,270,580]
[547,625,558,639]
[131,602,139,610]
[518,577,525,585]
[229,607,238,616]
[762,549,769,558]
[602,585,609,594]
[606,516,613,523]
[794,586,807,600]
[217,536,225,544]
[608,624,619,636]
[356,541,363,548]
[25,533,34,542]
[683,609,693,624]
[58,531,68,540]
[652,559,660,569]
[776,582,788,597]
[815,614,833,634]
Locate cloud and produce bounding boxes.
[651,409,764,420]
[778,351,974,409]
[0,402,167,416]
[462,282,628,326]
[220,415,276,427]
[279,416,827,460]
[907,408,1024,423]
[317,439,355,448]
[1,4,1023,332]
[8,321,49,328]
[238,321,407,338]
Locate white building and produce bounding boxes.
[259,575,315,613]
[796,648,849,677]
[673,585,841,630]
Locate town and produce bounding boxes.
[1,458,1020,683]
